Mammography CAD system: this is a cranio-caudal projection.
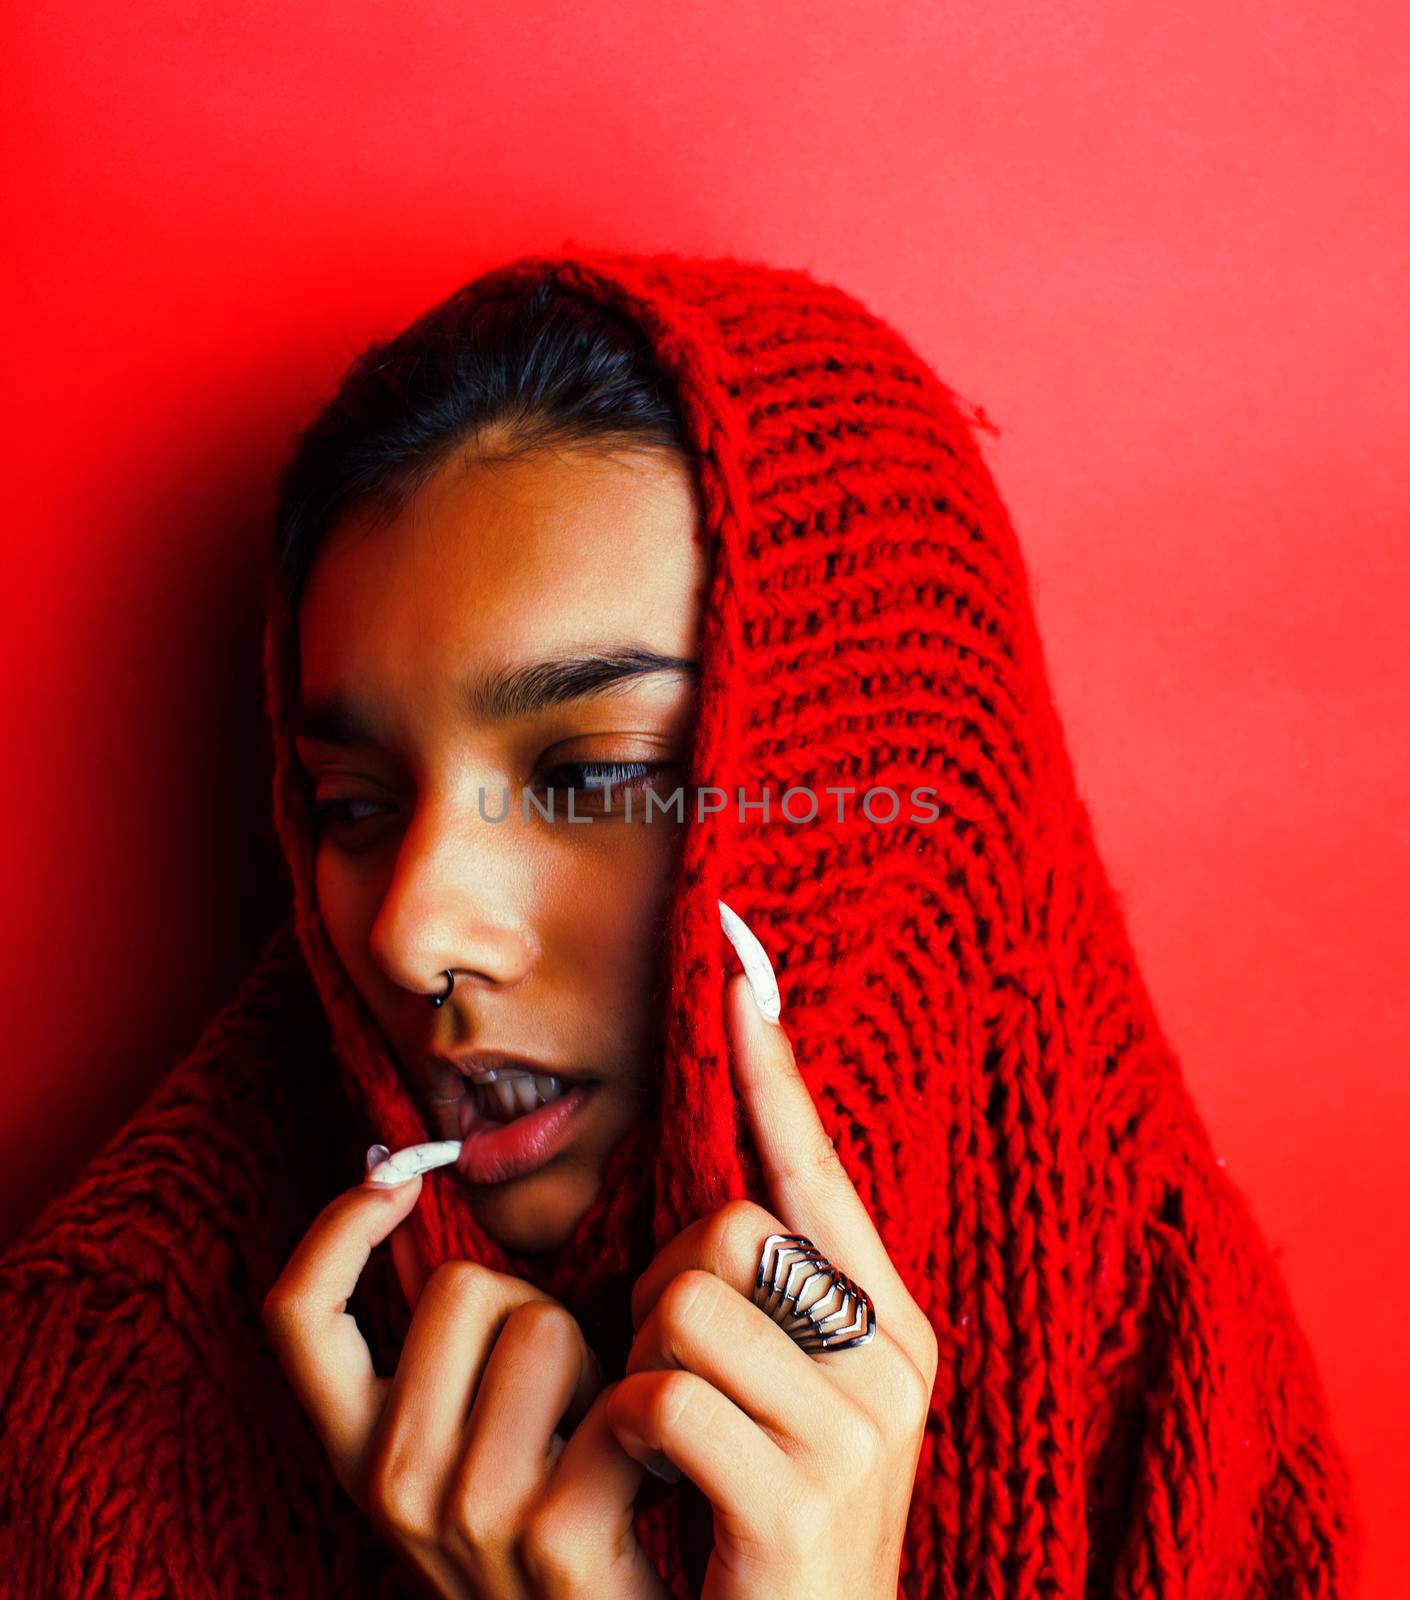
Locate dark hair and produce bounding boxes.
[269,267,690,625]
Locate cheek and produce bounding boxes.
[547,824,686,1000]
[313,850,379,979]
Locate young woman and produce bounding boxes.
[0,250,1360,1599]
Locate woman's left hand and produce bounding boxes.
[605,972,940,1600]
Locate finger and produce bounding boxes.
[628,1199,926,1424]
[362,1142,436,1313]
[376,1264,567,1519]
[724,969,916,1329]
[454,1322,636,1598]
[605,1368,791,1530]
[628,1209,721,1332]
[261,1173,424,1490]
[390,1209,432,1313]
[524,1386,671,1599]
[455,1298,606,1507]
[627,1267,839,1456]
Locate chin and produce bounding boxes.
[461,1164,600,1255]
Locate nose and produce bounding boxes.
[367,790,540,1001]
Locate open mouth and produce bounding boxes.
[447,1074,599,1185]
[462,1069,571,1125]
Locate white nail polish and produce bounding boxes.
[717,899,782,1023]
[365,1143,391,1175]
[364,1140,462,1186]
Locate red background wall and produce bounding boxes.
[4,2,1406,1590]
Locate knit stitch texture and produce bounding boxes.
[0,248,1361,1597]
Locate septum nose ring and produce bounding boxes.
[430,969,456,1008]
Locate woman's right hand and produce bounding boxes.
[262,1169,669,1599]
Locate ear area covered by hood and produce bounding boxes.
[261,247,1152,1592]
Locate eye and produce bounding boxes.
[311,796,393,835]
[540,760,653,789]
[534,760,681,814]
[309,762,684,842]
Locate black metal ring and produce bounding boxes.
[751,1232,877,1354]
[430,969,455,1008]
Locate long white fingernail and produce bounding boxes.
[718,899,782,1022]
[364,1140,462,1186]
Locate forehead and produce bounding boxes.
[298,445,707,689]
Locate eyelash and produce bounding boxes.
[310,761,672,835]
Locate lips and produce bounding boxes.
[421,1046,599,1184]
[425,1048,585,1099]
[452,1080,596,1184]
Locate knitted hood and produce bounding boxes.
[257,249,1360,1597]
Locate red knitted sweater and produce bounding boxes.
[0,249,1361,1598]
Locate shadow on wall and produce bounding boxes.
[2,454,293,1254]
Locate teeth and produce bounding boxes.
[471,1070,567,1122]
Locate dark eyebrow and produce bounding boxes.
[292,646,700,747]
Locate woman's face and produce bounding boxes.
[293,442,707,1254]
